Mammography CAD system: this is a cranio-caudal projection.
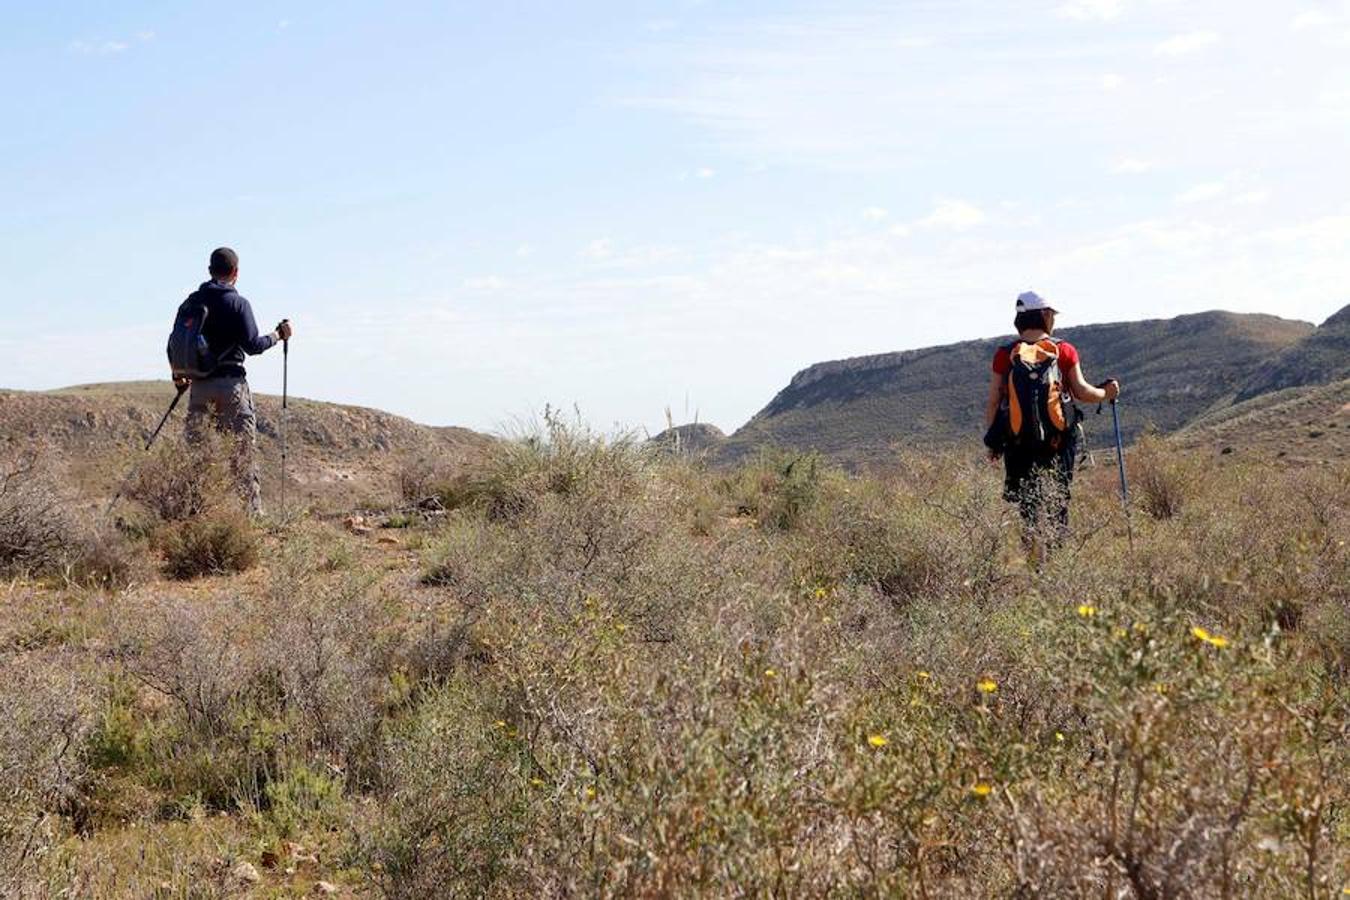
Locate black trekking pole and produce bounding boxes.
[279,320,290,523]
[105,382,188,517]
[1109,397,1135,552]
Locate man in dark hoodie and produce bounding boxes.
[176,247,293,516]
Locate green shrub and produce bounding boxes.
[720,448,830,531]
[157,510,259,580]
[261,763,345,838]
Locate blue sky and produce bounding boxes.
[3,1,1348,434]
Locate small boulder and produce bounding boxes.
[230,861,262,885]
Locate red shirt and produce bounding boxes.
[992,338,1079,376]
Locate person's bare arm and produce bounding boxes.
[1066,362,1119,404]
[984,371,1004,428]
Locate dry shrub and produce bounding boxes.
[0,656,96,897]
[0,454,140,589]
[124,433,234,523]
[157,509,259,580]
[1130,432,1200,520]
[110,531,394,818]
[0,455,83,578]
[353,679,531,899]
[67,529,143,590]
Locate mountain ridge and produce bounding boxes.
[719,308,1340,464]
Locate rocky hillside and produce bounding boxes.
[1232,305,1350,402]
[648,423,728,456]
[721,310,1322,465]
[0,382,492,510]
[1174,378,1350,464]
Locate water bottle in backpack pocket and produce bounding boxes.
[166,299,219,380]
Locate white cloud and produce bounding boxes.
[695,167,716,179]
[69,39,129,55]
[69,30,154,55]
[1059,0,1125,22]
[1233,189,1271,206]
[462,276,505,292]
[1175,182,1227,204]
[920,199,986,230]
[515,243,534,258]
[1111,157,1153,174]
[1101,73,1125,91]
[1154,31,1220,56]
[862,206,889,221]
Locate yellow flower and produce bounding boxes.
[916,670,931,681]
[972,783,993,797]
[615,622,627,632]
[494,720,507,729]
[1077,604,1096,618]
[764,668,778,678]
[584,787,596,799]
[1153,682,1169,695]
[976,679,998,694]
[530,777,545,787]
[1055,731,1065,742]
[813,587,830,600]
[868,734,889,748]
[1191,625,1229,648]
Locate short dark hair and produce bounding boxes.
[208,247,239,278]
[1014,308,1049,333]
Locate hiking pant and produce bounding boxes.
[1003,437,1077,542]
[186,376,262,517]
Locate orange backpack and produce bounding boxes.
[1005,338,1071,449]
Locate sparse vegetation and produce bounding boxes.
[1,419,1346,896]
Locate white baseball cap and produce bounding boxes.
[1016,290,1058,313]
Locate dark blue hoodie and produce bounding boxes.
[186,280,277,379]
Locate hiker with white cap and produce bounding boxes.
[983,291,1119,544]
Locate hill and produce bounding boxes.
[722,310,1316,465]
[1174,378,1350,463]
[1232,304,1350,402]
[648,422,728,455]
[0,381,492,510]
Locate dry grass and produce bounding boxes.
[0,422,1346,897]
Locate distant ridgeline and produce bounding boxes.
[708,306,1350,465]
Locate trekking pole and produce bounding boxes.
[105,382,188,517]
[1109,398,1135,553]
[280,320,290,523]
